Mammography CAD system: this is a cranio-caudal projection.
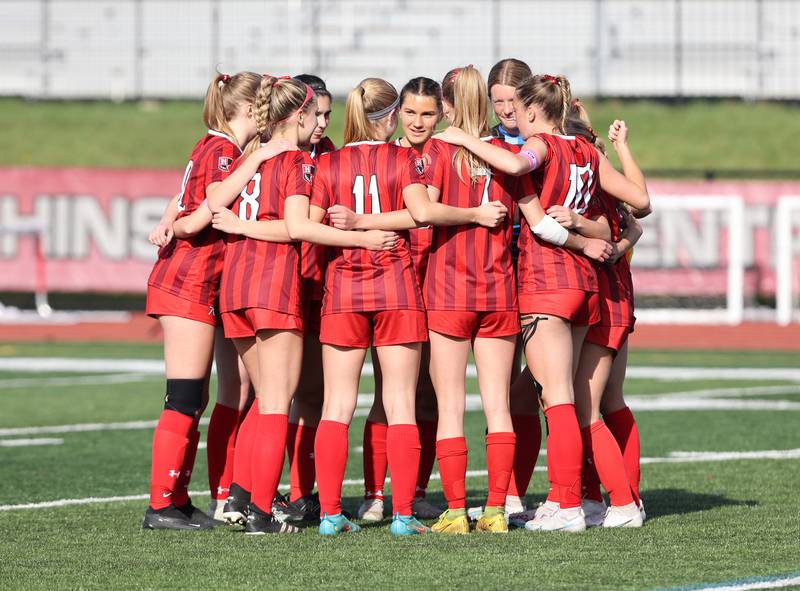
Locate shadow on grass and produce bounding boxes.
[640,488,757,519]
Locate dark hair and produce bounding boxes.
[294,74,331,100]
[399,77,442,112]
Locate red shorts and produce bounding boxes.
[320,310,428,348]
[303,300,322,334]
[221,308,303,339]
[585,324,631,353]
[427,310,520,339]
[146,285,217,326]
[520,289,600,326]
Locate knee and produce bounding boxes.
[164,378,205,419]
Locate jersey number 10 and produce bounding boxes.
[564,163,593,214]
[352,174,381,214]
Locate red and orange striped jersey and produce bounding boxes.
[219,149,315,316]
[301,136,338,302]
[148,131,240,305]
[517,133,600,294]
[593,189,635,327]
[311,141,425,314]
[423,138,531,311]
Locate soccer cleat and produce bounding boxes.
[475,509,509,533]
[582,498,608,528]
[602,502,644,528]
[518,500,559,530]
[390,513,430,536]
[287,492,321,522]
[431,509,470,535]
[638,499,647,522]
[504,494,526,516]
[208,499,226,522]
[357,498,385,522]
[319,512,361,535]
[222,483,250,525]
[467,506,484,522]
[525,506,586,533]
[245,504,301,535]
[272,492,305,523]
[176,501,222,528]
[412,497,443,519]
[142,505,212,531]
[508,508,538,529]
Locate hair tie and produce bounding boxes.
[541,74,559,86]
[220,74,230,84]
[571,98,581,107]
[359,86,366,97]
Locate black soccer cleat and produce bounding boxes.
[287,492,321,522]
[176,501,222,528]
[245,504,301,535]
[222,483,251,525]
[142,504,212,531]
[272,492,306,523]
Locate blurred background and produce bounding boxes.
[0,0,799,344]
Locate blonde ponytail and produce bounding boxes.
[343,78,399,144]
[515,73,573,134]
[244,75,312,155]
[447,65,489,184]
[202,71,261,144]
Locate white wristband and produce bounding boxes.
[532,215,569,246]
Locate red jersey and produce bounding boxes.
[517,133,599,295]
[393,139,433,286]
[594,189,635,327]
[301,137,338,301]
[148,131,240,306]
[423,138,532,311]
[311,141,425,314]
[219,150,315,316]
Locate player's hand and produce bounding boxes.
[434,126,469,146]
[607,242,623,264]
[211,208,242,235]
[608,120,628,146]
[360,230,399,251]
[473,201,508,228]
[148,221,174,247]
[327,205,359,230]
[255,138,295,161]
[582,237,613,262]
[546,205,578,229]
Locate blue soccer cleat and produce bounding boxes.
[390,513,430,536]
[319,512,361,536]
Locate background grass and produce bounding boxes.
[1,98,798,177]
[1,346,799,589]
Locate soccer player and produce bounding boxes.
[142,72,287,530]
[328,77,444,522]
[306,77,506,536]
[487,58,544,521]
[436,73,649,532]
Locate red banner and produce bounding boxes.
[0,167,798,297]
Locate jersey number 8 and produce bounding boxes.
[238,173,262,221]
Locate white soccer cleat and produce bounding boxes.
[520,500,559,530]
[412,497,443,519]
[357,498,385,522]
[208,499,226,522]
[525,504,586,533]
[504,495,526,516]
[602,502,644,528]
[582,498,608,528]
[467,506,484,522]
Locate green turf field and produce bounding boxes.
[1,98,797,177]
[1,344,799,590]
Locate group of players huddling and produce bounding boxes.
[142,58,651,536]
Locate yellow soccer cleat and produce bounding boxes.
[431,509,470,535]
[475,507,508,533]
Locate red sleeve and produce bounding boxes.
[514,171,537,201]
[423,140,446,190]
[398,147,427,190]
[207,140,239,185]
[309,156,331,210]
[283,151,315,199]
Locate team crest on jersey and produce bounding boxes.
[302,163,315,183]
[218,156,233,172]
[414,158,426,175]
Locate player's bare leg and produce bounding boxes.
[358,348,388,520]
[412,342,441,517]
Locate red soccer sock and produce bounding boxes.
[250,414,289,513]
[148,409,194,509]
[590,420,634,506]
[230,403,259,494]
[486,431,516,507]
[415,419,437,499]
[362,420,388,501]
[603,406,641,503]
[386,424,421,515]
[288,423,317,502]
[172,425,200,507]
[207,403,240,501]
[436,437,468,510]
[543,404,583,509]
[315,420,349,516]
[580,426,603,502]
[507,414,541,499]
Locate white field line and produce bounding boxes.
[0,438,63,447]
[3,357,800,383]
[0,373,152,389]
[626,397,800,411]
[655,385,800,398]
[1,447,797,512]
[657,573,800,591]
